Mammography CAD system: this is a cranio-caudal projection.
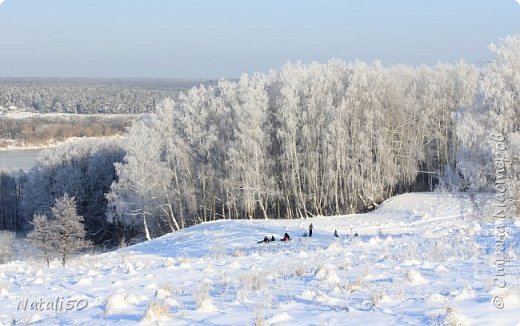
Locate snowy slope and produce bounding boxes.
[1,193,519,325]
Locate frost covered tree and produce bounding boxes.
[27,195,90,266]
[480,35,520,134]
[106,121,163,241]
[225,75,274,219]
[107,99,197,238]
[149,99,189,230]
[455,35,520,215]
[27,213,54,266]
[50,194,91,266]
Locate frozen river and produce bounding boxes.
[0,148,44,172]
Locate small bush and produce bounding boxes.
[194,282,210,309]
[142,300,169,322]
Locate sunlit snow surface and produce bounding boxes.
[1,193,519,325]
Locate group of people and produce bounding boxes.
[257,223,358,244]
[257,233,291,243]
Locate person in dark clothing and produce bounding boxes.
[281,232,291,241]
[271,235,275,241]
[309,223,313,237]
[334,229,338,238]
[257,236,270,244]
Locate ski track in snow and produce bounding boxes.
[0,192,519,325]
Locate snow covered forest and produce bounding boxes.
[0,78,207,114]
[1,35,519,245]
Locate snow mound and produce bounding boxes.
[367,237,382,246]
[434,264,449,274]
[269,312,293,323]
[33,277,45,285]
[104,292,140,315]
[314,267,340,283]
[454,287,475,301]
[315,291,333,304]
[0,284,8,295]
[365,273,387,280]
[427,293,447,304]
[197,298,218,312]
[326,241,342,251]
[154,288,171,300]
[29,313,42,323]
[467,222,481,235]
[86,270,98,276]
[446,310,471,326]
[301,290,317,301]
[406,270,428,285]
[164,257,175,269]
[401,260,422,267]
[76,277,92,285]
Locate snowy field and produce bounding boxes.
[1,193,519,325]
[0,148,44,172]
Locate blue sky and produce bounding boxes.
[0,0,519,78]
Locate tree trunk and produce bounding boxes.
[143,213,151,241]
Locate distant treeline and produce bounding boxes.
[0,78,213,114]
[0,115,138,147]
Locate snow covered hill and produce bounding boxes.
[1,193,519,325]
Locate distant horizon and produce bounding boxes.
[0,76,214,81]
[0,57,492,80]
[0,0,519,79]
